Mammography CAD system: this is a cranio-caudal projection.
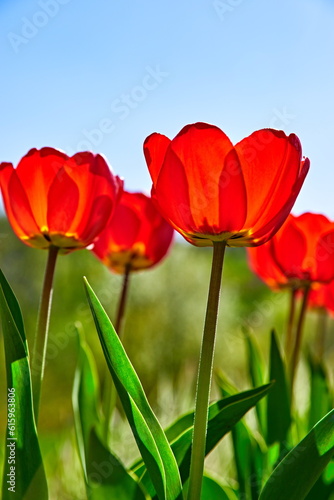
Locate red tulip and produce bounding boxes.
[248,213,334,287]
[305,281,334,313]
[144,122,309,247]
[307,284,329,310]
[247,241,288,290]
[92,191,174,274]
[0,147,123,253]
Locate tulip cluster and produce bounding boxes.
[0,146,175,420]
[5,121,332,500]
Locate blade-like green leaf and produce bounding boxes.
[231,421,254,499]
[0,269,25,345]
[0,270,48,500]
[216,372,255,498]
[246,334,266,436]
[200,474,238,500]
[260,409,334,500]
[305,470,334,500]
[267,331,291,445]
[308,357,331,429]
[216,373,267,499]
[72,331,148,500]
[176,383,274,483]
[84,278,182,500]
[72,331,101,478]
[137,384,274,496]
[87,428,148,500]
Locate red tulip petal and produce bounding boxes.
[92,190,174,271]
[155,122,246,236]
[249,158,310,245]
[7,170,42,242]
[15,148,67,229]
[315,229,334,282]
[247,243,287,288]
[111,204,141,248]
[65,153,122,240]
[47,168,80,233]
[80,195,114,243]
[0,163,21,237]
[138,194,174,263]
[147,218,174,264]
[144,133,171,185]
[93,204,141,260]
[292,212,333,281]
[236,130,303,232]
[153,146,197,234]
[271,217,307,279]
[324,280,334,312]
[307,285,327,309]
[295,212,331,238]
[218,148,247,233]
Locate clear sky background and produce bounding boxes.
[1,0,334,218]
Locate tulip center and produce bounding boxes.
[105,245,153,274]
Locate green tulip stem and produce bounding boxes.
[103,263,131,442]
[31,245,59,423]
[285,287,297,361]
[115,263,132,335]
[290,284,310,394]
[187,241,226,500]
[316,307,328,361]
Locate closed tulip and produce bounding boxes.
[0,147,123,253]
[92,190,174,274]
[248,212,334,290]
[248,213,334,388]
[144,122,309,247]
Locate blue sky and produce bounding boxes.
[1,0,334,217]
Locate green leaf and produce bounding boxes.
[231,421,254,499]
[260,409,334,500]
[200,474,238,499]
[84,278,182,500]
[246,334,266,436]
[87,428,148,500]
[267,331,291,445]
[308,357,331,429]
[176,383,273,483]
[216,372,267,499]
[72,330,101,478]
[305,470,334,500]
[137,383,274,496]
[0,269,48,500]
[72,330,148,500]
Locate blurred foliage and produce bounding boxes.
[0,215,334,498]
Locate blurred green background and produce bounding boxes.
[0,217,333,499]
